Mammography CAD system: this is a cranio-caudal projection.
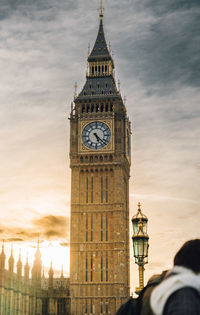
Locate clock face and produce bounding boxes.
[82,121,111,150]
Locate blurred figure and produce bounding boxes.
[151,239,200,315]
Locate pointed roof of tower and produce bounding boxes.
[88,2,112,62]
[75,1,123,103]
[88,20,110,61]
[35,240,41,257]
[49,261,54,277]
[32,240,42,272]
[25,255,29,269]
[0,242,6,259]
[8,246,14,263]
[17,249,22,266]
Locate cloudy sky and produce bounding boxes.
[0,0,199,289]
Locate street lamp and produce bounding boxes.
[132,202,149,295]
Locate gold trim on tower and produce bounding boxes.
[79,119,114,153]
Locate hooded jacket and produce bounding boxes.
[150,266,200,315]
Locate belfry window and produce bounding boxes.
[110,104,113,112]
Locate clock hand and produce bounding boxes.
[94,133,107,145]
[94,133,100,142]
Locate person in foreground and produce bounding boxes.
[150,239,200,315]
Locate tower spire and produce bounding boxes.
[99,0,104,20]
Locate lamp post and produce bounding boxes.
[132,202,149,295]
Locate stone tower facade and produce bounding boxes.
[69,5,131,315]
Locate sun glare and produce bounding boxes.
[4,241,70,278]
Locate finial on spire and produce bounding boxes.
[138,202,141,212]
[99,0,104,20]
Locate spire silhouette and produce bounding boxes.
[8,246,14,273]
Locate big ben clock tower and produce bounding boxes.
[69,3,131,314]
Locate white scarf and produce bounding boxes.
[150,266,200,315]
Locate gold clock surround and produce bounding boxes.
[79,118,114,153]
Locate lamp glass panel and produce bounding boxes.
[138,239,145,257]
[133,239,139,257]
[132,220,138,234]
[143,240,148,257]
[142,220,148,233]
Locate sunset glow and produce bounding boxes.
[0,0,199,293]
[3,241,70,278]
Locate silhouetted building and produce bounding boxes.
[0,244,70,315]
